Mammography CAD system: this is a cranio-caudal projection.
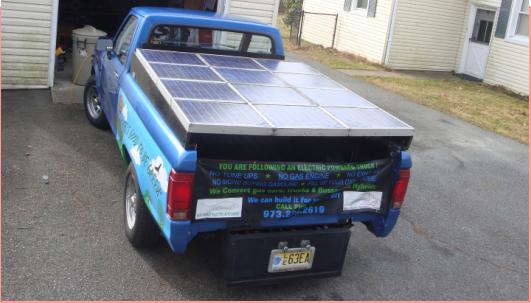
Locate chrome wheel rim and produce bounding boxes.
[86,86,102,119]
[125,174,137,230]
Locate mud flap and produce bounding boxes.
[219,226,351,286]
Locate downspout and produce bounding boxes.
[272,0,281,25]
[47,0,60,87]
[219,0,231,15]
[382,0,399,66]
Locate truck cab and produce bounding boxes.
[85,7,413,285]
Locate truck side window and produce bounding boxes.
[114,16,138,65]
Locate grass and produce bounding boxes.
[359,77,529,144]
[277,15,382,71]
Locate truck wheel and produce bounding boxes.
[124,163,160,248]
[84,76,109,130]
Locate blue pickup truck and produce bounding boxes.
[85,7,414,285]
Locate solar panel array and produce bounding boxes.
[137,49,414,137]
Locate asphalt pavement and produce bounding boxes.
[2,58,528,300]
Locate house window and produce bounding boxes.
[471,9,495,44]
[509,0,529,42]
[354,0,368,10]
[344,0,376,17]
[514,0,529,36]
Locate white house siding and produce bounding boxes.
[300,1,342,48]
[386,0,468,70]
[2,0,55,88]
[483,37,529,95]
[229,0,280,24]
[301,0,392,64]
[222,0,279,54]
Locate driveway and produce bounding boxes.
[2,58,528,300]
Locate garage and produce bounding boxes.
[2,0,280,94]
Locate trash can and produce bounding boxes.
[72,25,107,85]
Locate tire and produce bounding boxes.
[84,75,109,130]
[124,163,160,248]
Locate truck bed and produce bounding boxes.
[131,48,414,148]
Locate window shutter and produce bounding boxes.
[368,0,377,17]
[495,0,513,38]
[344,0,352,11]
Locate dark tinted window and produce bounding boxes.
[147,25,274,55]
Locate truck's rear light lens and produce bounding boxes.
[167,170,195,221]
[391,169,410,209]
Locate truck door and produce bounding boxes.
[101,15,138,132]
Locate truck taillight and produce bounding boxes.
[391,169,410,209]
[167,170,195,221]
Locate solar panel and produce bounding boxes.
[201,54,263,69]
[325,107,412,132]
[216,68,286,86]
[298,88,377,108]
[234,85,314,105]
[141,49,204,65]
[134,49,414,139]
[177,100,270,127]
[255,105,347,135]
[276,73,343,89]
[257,60,319,74]
[151,64,222,81]
[162,80,244,102]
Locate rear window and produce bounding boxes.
[147,25,274,56]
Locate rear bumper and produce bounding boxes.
[166,209,400,253]
[220,225,351,285]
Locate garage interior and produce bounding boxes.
[52,0,219,103]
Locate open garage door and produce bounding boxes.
[56,0,222,48]
[52,0,223,103]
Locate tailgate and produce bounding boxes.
[190,157,396,227]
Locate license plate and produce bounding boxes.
[268,247,315,273]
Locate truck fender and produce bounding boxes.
[364,209,400,237]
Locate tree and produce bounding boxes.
[282,0,303,26]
